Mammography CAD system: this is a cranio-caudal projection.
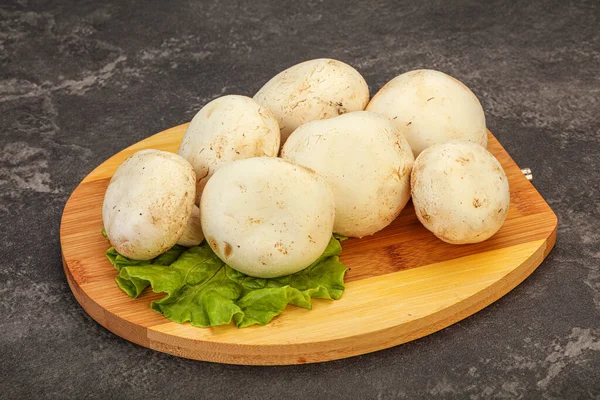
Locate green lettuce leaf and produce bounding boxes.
[106,245,188,297]
[332,233,349,241]
[107,237,347,328]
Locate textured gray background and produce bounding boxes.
[1,0,599,398]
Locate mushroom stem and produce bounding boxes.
[177,205,204,246]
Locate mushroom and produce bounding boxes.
[178,95,280,205]
[200,157,335,278]
[281,111,414,238]
[366,69,487,157]
[102,149,204,260]
[254,58,370,145]
[411,140,510,244]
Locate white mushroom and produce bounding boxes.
[178,95,280,204]
[411,140,510,244]
[254,58,370,145]
[102,149,204,260]
[200,157,335,278]
[366,69,487,157]
[281,111,414,238]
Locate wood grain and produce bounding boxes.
[60,124,557,365]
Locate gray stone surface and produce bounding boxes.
[1,0,599,398]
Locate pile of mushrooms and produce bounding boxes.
[102,59,510,278]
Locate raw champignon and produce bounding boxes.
[200,157,335,278]
[367,69,487,157]
[102,149,204,260]
[281,111,414,238]
[254,58,370,146]
[178,95,280,204]
[411,140,510,244]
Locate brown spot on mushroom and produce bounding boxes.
[274,240,288,255]
[247,217,262,224]
[207,236,219,252]
[456,157,470,165]
[392,166,403,181]
[334,101,347,115]
[308,235,316,244]
[205,105,216,119]
[473,198,482,208]
[419,208,431,221]
[406,121,412,126]
[223,242,232,258]
[301,166,318,176]
[427,97,435,102]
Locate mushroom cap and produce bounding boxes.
[200,157,335,278]
[102,149,196,260]
[366,69,487,157]
[281,111,414,238]
[411,140,510,244]
[254,58,370,145]
[178,95,280,204]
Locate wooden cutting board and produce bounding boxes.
[60,124,557,365]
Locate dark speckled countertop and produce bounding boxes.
[1,0,599,398]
